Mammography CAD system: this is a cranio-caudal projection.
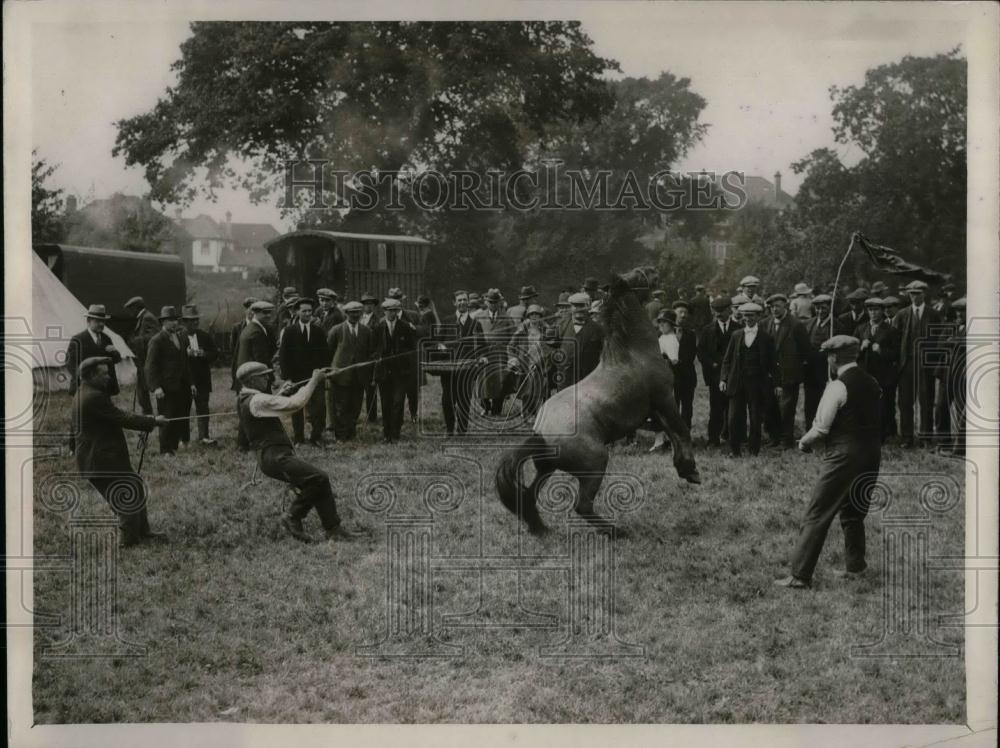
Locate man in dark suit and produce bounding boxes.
[837,288,869,333]
[237,301,277,370]
[359,292,382,422]
[145,306,197,455]
[124,296,161,414]
[372,298,418,443]
[327,301,374,441]
[73,357,168,547]
[386,287,424,423]
[689,284,711,330]
[434,290,486,435]
[278,297,329,445]
[697,296,738,447]
[763,293,811,449]
[802,294,845,430]
[65,304,122,398]
[774,335,883,589]
[857,297,900,441]
[478,288,517,414]
[230,297,257,392]
[670,300,698,430]
[554,292,604,392]
[645,290,666,323]
[275,286,299,329]
[181,304,219,445]
[720,302,777,457]
[893,280,942,447]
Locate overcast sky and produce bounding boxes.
[30,3,971,231]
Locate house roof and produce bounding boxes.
[741,176,794,208]
[178,214,225,239]
[229,222,280,249]
[265,229,431,249]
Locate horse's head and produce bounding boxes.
[601,265,659,359]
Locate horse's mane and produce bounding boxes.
[600,266,659,364]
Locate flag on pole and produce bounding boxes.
[854,232,952,284]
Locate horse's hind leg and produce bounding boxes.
[572,447,611,531]
[652,397,701,484]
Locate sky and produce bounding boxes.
[29,3,972,232]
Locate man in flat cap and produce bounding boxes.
[553,291,604,393]
[230,297,258,393]
[372,297,419,442]
[235,300,278,450]
[387,287,425,424]
[857,297,899,442]
[434,290,486,435]
[720,302,776,457]
[124,296,161,415]
[697,295,739,447]
[802,294,843,430]
[739,276,764,306]
[645,289,667,324]
[774,335,882,589]
[73,357,169,547]
[838,288,870,333]
[478,289,516,415]
[66,304,122,400]
[359,292,382,423]
[730,294,750,326]
[326,301,374,442]
[278,297,329,445]
[181,304,219,446]
[893,280,942,447]
[670,299,698,430]
[315,289,344,333]
[763,293,811,449]
[236,362,366,543]
[145,306,197,455]
[276,286,300,330]
[870,281,889,300]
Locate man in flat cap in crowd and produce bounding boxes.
[763,293,811,449]
[315,288,344,434]
[326,301,374,442]
[739,276,764,306]
[73,356,169,547]
[230,297,258,392]
[802,294,839,430]
[372,297,419,443]
[838,288,869,332]
[697,295,738,447]
[235,300,277,450]
[145,306,198,455]
[554,291,604,393]
[181,304,219,446]
[893,280,942,447]
[124,296,161,415]
[279,297,329,446]
[236,362,367,543]
[386,287,425,424]
[856,296,899,442]
[435,290,486,436]
[720,302,776,457]
[478,289,516,415]
[775,335,882,589]
[276,286,299,329]
[359,292,382,423]
[670,299,698,430]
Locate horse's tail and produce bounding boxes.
[495,433,552,531]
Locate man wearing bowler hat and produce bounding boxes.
[73,356,169,547]
[697,295,738,447]
[124,296,161,414]
[278,297,329,445]
[145,306,197,455]
[181,304,219,445]
[893,280,942,447]
[582,277,605,303]
[775,335,882,589]
[508,285,539,327]
[66,304,122,398]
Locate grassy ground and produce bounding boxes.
[31,370,965,723]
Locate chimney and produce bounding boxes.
[225,211,233,240]
[174,208,183,221]
[65,195,78,214]
[774,171,782,196]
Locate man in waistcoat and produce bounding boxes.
[720,302,776,457]
[697,295,738,447]
[236,362,367,543]
[774,335,882,589]
[856,297,900,441]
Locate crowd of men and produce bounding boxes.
[65,271,967,552]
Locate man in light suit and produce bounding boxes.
[326,301,374,442]
[145,306,197,455]
[124,296,161,414]
[893,280,942,447]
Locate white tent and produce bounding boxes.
[32,252,137,391]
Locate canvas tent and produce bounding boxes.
[32,252,136,391]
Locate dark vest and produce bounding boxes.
[828,366,882,445]
[740,334,763,377]
[238,391,293,451]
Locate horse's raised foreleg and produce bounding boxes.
[652,396,701,484]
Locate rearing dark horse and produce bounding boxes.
[496,266,701,533]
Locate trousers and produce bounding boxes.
[260,446,341,530]
[291,385,326,442]
[441,372,474,434]
[88,473,150,543]
[706,382,729,443]
[332,382,363,440]
[155,388,191,454]
[898,362,935,441]
[379,376,407,441]
[192,388,211,440]
[728,377,767,455]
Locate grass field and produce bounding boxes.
[31,370,966,723]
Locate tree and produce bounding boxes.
[32,152,66,243]
[64,193,184,254]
